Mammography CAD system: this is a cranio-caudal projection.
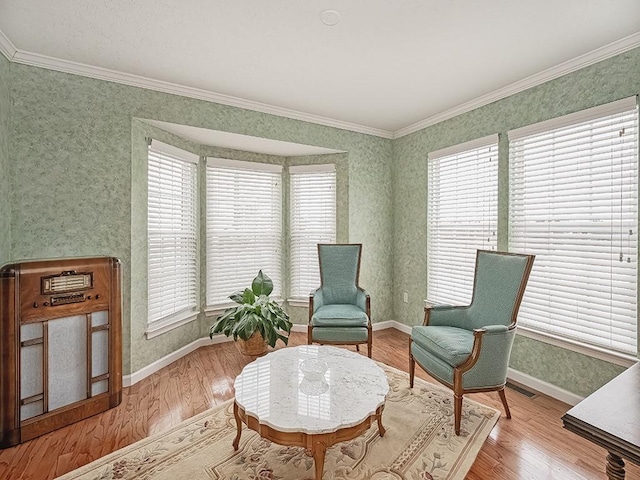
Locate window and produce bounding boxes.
[509,97,638,355]
[206,158,283,307]
[427,135,499,305]
[147,140,199,332]
[289,164,336,300]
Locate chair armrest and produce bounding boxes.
[475,324,509,334]
[309,288,324,317]
[424,304,469,327]
[356,288,368,310]
[356,288,371,322]
[456,326,517,388]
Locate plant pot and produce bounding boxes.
[237,332,268,356]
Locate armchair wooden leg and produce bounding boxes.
[498,387,512,419]
[409,346,415,388]
[454,393,463,435]
[367,339,372,358]
[356,344,360,352]
[307,325,312,345]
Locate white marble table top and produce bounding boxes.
[234,345,389,434]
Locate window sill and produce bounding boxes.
[287,298,309,308]
[205,303,236,317]
[205,298,286,317]
[146,310,199,339]
[516,326,638,368]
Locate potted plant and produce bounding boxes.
[209,270,293,356]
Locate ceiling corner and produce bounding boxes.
[0,27,17,61]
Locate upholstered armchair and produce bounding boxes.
[410,250,535,435]
[308,244,372,357]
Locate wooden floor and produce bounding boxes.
[0,329,637,479]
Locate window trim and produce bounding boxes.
[146,308,199,339]
[508,96,637,141]
[428,133,499,160]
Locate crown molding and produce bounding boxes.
[0,29,17,61]
[1,25,638,141]
[7,47,393,139]
[393,31,640,139]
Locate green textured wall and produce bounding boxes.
[8,64,393,374]
[0,54,10,265]
[4,46,637,394]
[393,47,640,396]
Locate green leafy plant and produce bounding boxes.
[209,270,293,348]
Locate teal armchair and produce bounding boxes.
[308,244,372,357]
[410,250,534,435]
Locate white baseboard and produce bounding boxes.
[122,334,232,387]
[507,367,584,406]
[123,322,584,406]
[384,320,412,334]
[292,319,408,333]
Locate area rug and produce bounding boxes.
[57,364,499,480]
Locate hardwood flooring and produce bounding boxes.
[0,329,636,479]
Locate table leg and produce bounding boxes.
[606,452,625,480]
[232,402,242,451]
[312,439,327,480]
[376,405,386,437]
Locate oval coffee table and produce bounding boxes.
[233,345,389,479]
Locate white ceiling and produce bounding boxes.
[1,1,639,137]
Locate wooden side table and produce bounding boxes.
[562,362,640,479]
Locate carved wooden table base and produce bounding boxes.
[606,453,626,480]
[233,401,385,479]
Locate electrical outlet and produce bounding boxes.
[403,292,409,303]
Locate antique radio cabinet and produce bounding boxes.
[0,257,122,447]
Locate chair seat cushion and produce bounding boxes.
[311,326,369,343]
[411,326,473,367]
[312,304,369,327]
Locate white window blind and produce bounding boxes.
[427,134,499,305]
[147,140,199,325]
[206,158,283,306]
[289,164,336,300]
[509,97,638,355]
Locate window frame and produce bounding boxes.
[205,158,284,309]
[426,134,499,306]
[508,96,639,359]
[146,139,200,338]
[288,163,337,303]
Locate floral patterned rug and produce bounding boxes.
[57,364,499,480]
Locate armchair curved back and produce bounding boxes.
[318,244,362,305]
[466,250,535,330]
